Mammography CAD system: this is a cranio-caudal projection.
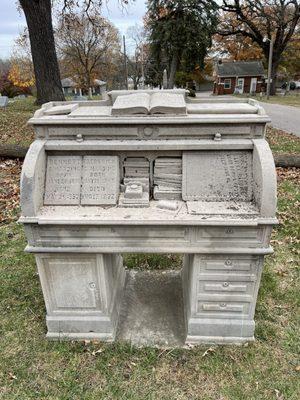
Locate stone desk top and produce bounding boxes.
[18,201,273,226]
[28,98,270,126]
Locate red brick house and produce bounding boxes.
[213,61,265,95]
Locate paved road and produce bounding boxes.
[196,92,300,137]
[257,102,300,137]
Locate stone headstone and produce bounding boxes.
[72,95,88,102]
[163,69,168,89]
[81,156,119,205]
[0,96,9,107]
[20,91,277,346]
[44,156,82,205]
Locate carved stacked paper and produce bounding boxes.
[20,91,277,345]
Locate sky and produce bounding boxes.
[0,0,147,59]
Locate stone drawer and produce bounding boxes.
[196,298,251,318]
[194,255,261,275]
[197,274,256,296]
[28,225,269,251]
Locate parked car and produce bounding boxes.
[282,81,300,90]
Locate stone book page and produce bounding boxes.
[111,93,150,115]
[149,92,186,114]
[111,92,187,115]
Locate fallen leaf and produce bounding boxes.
[202,347,215,357]
[8,372,17,380]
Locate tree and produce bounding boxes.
[126,25,149,89]
[0,59,10,76]
[8,62,35,91]
[9,29,35,93]
[19,0,65,104]
[218,1,300,95]
[213,12,263,61]
[146,0,218,88]
[57,12,120,93]
[279,33,300,82]
[18,0,131,104]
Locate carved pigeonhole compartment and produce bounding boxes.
[20,90,277,345]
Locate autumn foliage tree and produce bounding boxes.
[18,0,131,104]
[8,62,35,91]
[57,12,120,93]
[213,12,263,61]
[8,30,35,92]
[218,0,300,95]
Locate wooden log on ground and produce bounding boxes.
[274,154,300,168]
[0,144,29,158]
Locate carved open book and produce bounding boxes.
[111,92,187,115]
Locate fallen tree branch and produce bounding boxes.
[0,144,29,159]
[274,154,300,168]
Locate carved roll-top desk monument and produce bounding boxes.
[20,90,277,345]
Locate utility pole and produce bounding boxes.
[123,35,129,90]
[141,45,145,89]
[264,36,274,99]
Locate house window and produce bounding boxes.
[224,79,231,89]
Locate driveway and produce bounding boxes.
[257,102,300,137]
[196,92,300,137]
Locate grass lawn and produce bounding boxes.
[0,97,299,399]
[0,167,299,399]
[237,94,300,108]
[259,94,300,108]
[0,98,38,147]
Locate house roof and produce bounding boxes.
[94,79,106,86]
[61,78,77,88]
[216,61,265,77]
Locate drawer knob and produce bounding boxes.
[89,282,96,289]
[220,303,227,308]
[226,228,234,234]
[223,282,229,287]
[225,259,232,266]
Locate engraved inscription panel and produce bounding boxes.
[81,156,119,205]
[44,156,81,205]
[182,151,253,201]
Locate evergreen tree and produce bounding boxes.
[146,0,218,88]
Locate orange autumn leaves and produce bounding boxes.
[8,62,35,89]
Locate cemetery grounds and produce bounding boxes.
[0,98,299,399]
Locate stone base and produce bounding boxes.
[46,315,115,341]
[182,254,263,345]
[35,252,263,345]
[186,318,255,344]
[36,253,126,341]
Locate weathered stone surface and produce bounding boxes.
[182,151,253,202]
[81,156,119,205]
[44,104,78,115]
[20,91,277,346]
[44,156,81,205]
[0,96,8,107]
[37,254,126,340]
